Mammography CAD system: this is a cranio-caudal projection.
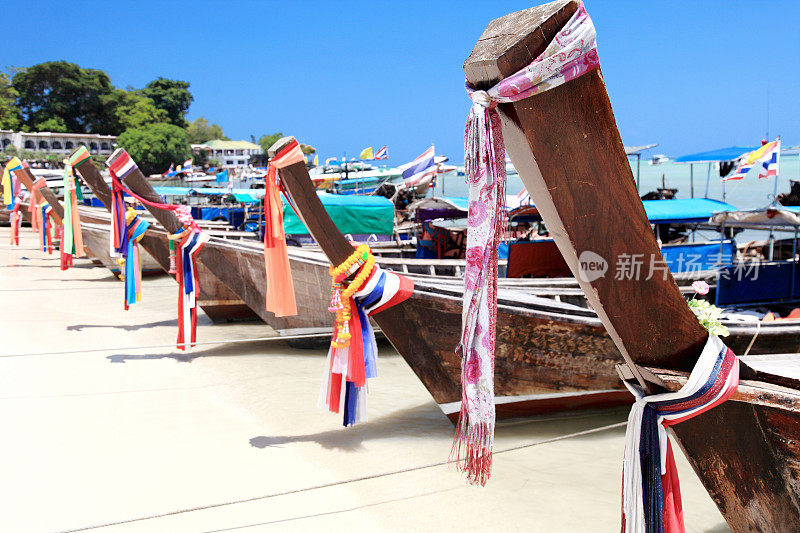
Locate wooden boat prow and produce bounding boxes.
[465,1,800,529]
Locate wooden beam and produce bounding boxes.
[464,2,800,529]
[12,168,63,225]
[270,136,460,396]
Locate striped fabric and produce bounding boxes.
[401,146,436,186]
[108,149,138,179]
[622,335,739,533]
[374,146,388,160]
[759,139,780,179]
[68,145,92,168]
[723,140,780,181]
[176,230,210,350]
[318,265,413,426]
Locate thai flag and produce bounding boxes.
[163,163,174,176]
[374,146,388,160]
[759,139,780,179]
[401,146,436,186]
[517,187,531,205]
[724,140,779,181]
[183,159,193,173]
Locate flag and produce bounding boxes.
[401,146,436,186]
[163,163,174,176]
[374,146,388,160]
[325,157,337,165]
[313,154,319,166]
[517,187,531,205]
[758,139,780,179]
[724,140,780,181]
[360,147,374,160]
[182,159,193,173]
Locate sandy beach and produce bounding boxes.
[0,227,730,532]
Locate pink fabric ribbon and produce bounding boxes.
[454,2,599,486]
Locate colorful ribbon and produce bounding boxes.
[9,202,21,246]
[621,335,739,533]
[263,139,300,317]
[106,148,207,349]
[121,209,150,308]
[2,157,23,209]
[173,229,210,350]
[319,255,413,426]
[455,1,600,486]
[60,163,86,270]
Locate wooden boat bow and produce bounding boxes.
[11,167,64,225]
[465,1,800,530]
[271,136,459,395]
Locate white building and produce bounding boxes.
[0,130,117,156]
[193,139,262,167]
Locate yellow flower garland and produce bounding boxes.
[328,244,376,348]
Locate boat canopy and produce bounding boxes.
[154,186,266,198]
[283,192,395,236]
[709,205,800,228]
[674,146,757,163]
[642,198,736,224]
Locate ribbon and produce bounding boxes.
[9,202,21,246]
[454,1,600,486]
[106,148,207,348]
[2,157,23,209]
[122,209,150,308]
[319,255,413,426]
[60,162,86,270]
[40,204,56,254]
[173,229,210,350]
[262,139,301,317]
[621,335,739,532]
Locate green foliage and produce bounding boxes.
[13,61,115,134]
[116,93,168,130]
[46,153,61,163]
[186,117,227,144]
[300,143,316,155]
[687,298,729,337]
[0,70,21,130]
[35,116,67,132]
[258,133,283,154]
[117,122,189,176]
[141,77,193,127]
[3,144,17,155]
[207,158,219,167]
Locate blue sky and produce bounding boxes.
[6,1,800,164]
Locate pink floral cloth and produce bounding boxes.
[455,2,598,486]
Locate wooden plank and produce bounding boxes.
[464,2,800,530]
[11,168,64,225]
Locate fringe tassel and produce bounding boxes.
[450,407,493,486]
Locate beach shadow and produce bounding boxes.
[67,319,176,332]
[107,351,196,363]
[249,402,450,452]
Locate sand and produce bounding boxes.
[0,227,730,532]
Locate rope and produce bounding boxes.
[0,333,332,359]
[59,421,626,532]
[743,320,761,356]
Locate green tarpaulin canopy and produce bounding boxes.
[283,192,394,235]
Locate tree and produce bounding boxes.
[300,143,316,155]
[13,61,115,134]
[117,123,190,176]
[115,93,168,130]
[35,116,67,132]
[141,77,193,127]
[0,70,21,130]
[186,117,227,144]
[258,133,283,154]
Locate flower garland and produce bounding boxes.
[320,243,413,426]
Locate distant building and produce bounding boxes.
[193,139,262,167]
[0,130,117,156]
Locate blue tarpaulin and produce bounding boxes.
[642,198,735,224]
[216,169,229,183]
[674,146,757,163]
[154,186,265,198]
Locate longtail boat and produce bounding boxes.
[456,0,800,528]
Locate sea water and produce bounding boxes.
[434,155,800,211]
